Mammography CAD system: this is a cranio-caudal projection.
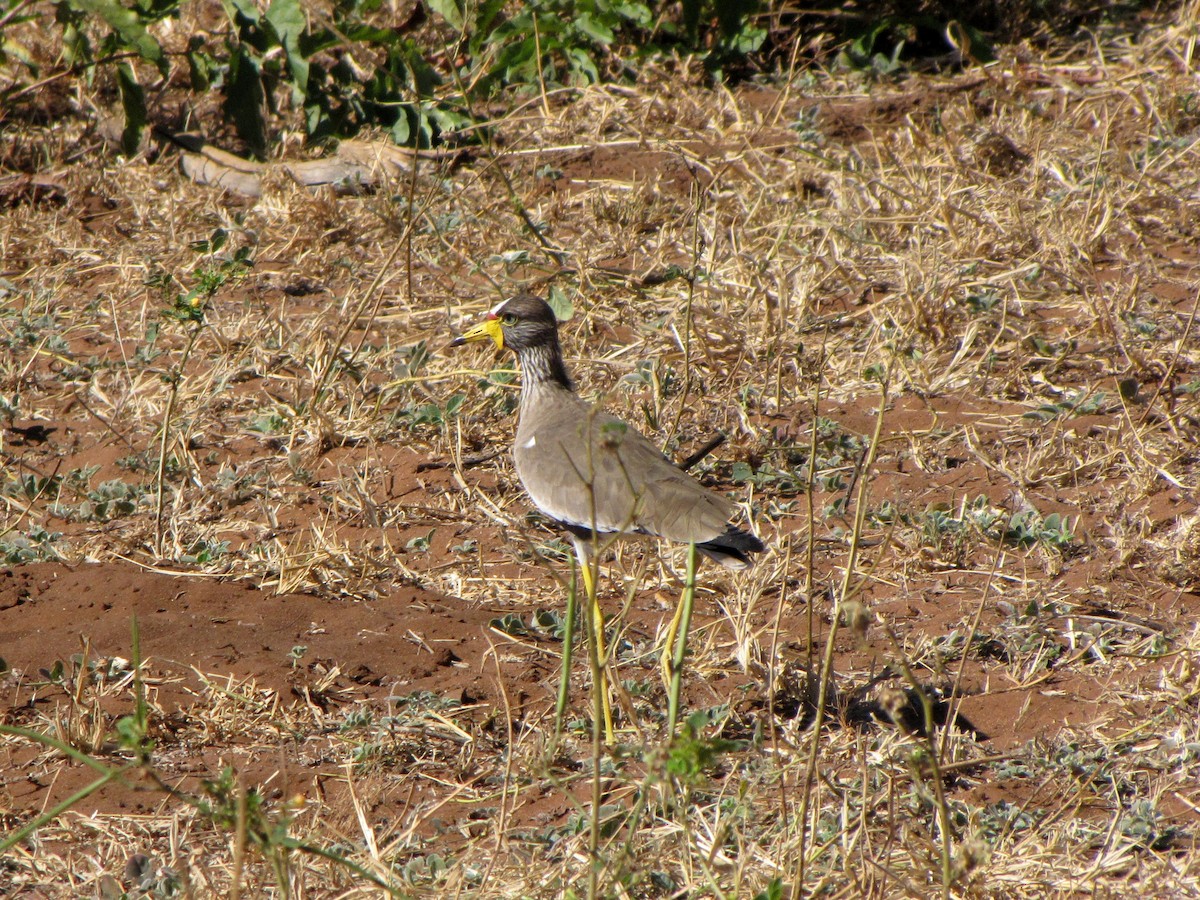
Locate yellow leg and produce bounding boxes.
[579,550,615,744]
[666,543,699,737]
[659,600,685,688]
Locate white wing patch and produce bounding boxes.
[522,435,537,448]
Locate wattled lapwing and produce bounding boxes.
[452,293,764,738]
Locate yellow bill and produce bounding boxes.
[450,316,505,349]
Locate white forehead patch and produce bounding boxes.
[489,300,507,317]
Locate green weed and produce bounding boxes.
[665,707,742,784]
[391,394,465,431]
[52,479,147,523]
[179,539,230,565]
[1022,389,1106,422]
[0,525,64,564]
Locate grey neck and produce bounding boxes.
[517,341,573,391]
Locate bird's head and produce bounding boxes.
[450,293,560,353]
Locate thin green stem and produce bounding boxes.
[0,763,135,852]
[665,184,706,448]
[307,235,406,417]
[795,375,889,894]
[154,323,203,558]
[554,561,579,748]
[883,623,955,898]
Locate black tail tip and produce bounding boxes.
[697,527,766,569]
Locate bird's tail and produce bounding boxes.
[696,527,766,569]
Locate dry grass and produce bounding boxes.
[3,5,1200,898]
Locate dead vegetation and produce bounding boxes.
[3,5,1200,898]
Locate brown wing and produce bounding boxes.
[514,396,733,542]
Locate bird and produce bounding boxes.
[451,292,764,739]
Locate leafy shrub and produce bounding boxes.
[3,0,770,156]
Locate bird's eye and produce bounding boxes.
[501,314,518,326]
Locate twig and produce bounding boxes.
[678,432,726,471]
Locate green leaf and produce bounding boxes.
[723,24,766,55]
[490,613,529,637]
[680,0,702,44]
[72,0,165,70]
[468,0,508,55]
[223,44,268,159]
[546,286,573,321]
[56,6,92,67]
[1,35,37,73]
[953,21,995,64]
[573,12,614,45]
[186,40,214,91]
[221,0,260,24]
[115,62,146,156]
[401,41,440,97]
[265,0,309,96]
[425,0,464,31]
[304,101,326,137]
[390,113,411,145]
[342,23,398,45]
[491,35,537,85]
[565,46,599,84]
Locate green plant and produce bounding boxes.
[1120,310,1159,339]
[1023,333,1078,365]
[394,340,432,380]
[399,851,453,886]
[104,852,183,898]
[247,410,289,435]
[443,0,636,92]
[0,525,65,564]
[434,0,767,93]
[4,0,467,153]
[151,239,253,556]
[753,878,785,900]
[905,496,1072,557]
[975,800,1038,843]
[730,460,803,494]
[0,304,69,353]
[490,608,569,639]
[2,471,60,502]
[837,15,993,76]
[665,707,742,784]
[1022,388,1106,422]
[52,478,147,522]
[0,619,152,853]
[991,598,1067,679]
[621,359,679,399]
[405,528,436,552]
[1003,508,1073,549]
[44,0,175,154]
[198,766,299,879]
[0,392,18,422]
[392,393,465,430]
[0,612,404,892]
[962,290,1001,314]
[180,538,230,565]
[222,0,469,151]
